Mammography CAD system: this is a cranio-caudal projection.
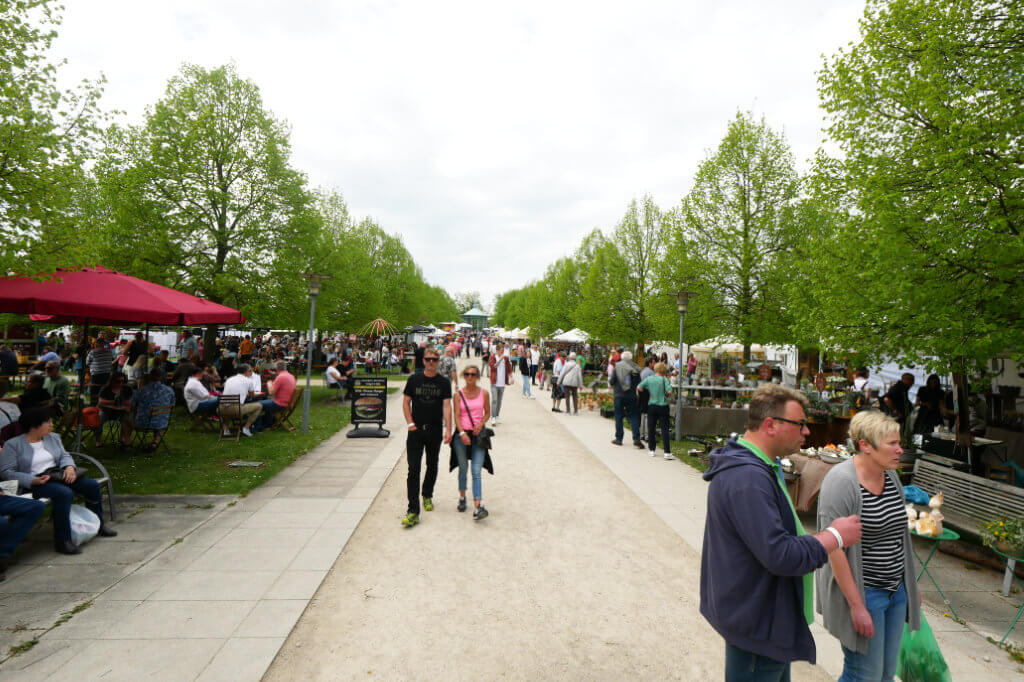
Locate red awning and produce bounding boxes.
[0,266,245,325]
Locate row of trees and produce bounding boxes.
[493,0,1024,375]
[1,1,459,338]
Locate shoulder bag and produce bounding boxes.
[459,390,494,451]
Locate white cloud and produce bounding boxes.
[53,0,863,307]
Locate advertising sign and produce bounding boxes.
[351,376,388,427]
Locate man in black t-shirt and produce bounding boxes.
[401,347,452,528]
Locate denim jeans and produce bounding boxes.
[491,385,505,417]
[614,393,641,442]
[31,477,105,544]
[453,435,486,500]
[839,583,907,682]
[529,364,538,385]
[0,494,46,555]
[194,397,219,415]
[521,378,531,397]
[724,643,790,682]
[255,399,286,429]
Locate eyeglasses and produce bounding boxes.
[424,357,439,362]
[464,372,479,377]
[773,416,809,429]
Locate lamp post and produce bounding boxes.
[302,273,331,433]
[668,290,692,441]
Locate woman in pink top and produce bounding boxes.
[452,364,491,520]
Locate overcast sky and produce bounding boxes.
[54,0,864,310]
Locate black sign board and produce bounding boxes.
[351,376,388,427]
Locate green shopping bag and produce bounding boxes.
[897,612,952,682]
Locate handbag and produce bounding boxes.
[459,390,494,451]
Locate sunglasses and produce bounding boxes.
[464,372,479,377]
[424,357,439,362]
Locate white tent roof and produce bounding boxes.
[552,328,589,343]
[455,322,472,329]
[690,336,765,355]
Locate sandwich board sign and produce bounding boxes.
[348,376,389,438]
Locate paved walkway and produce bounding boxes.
[0,388,406,681]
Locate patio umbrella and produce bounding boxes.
[0,266,245,448]
[357,318,397,338]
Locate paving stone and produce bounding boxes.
[149,570,281,601]
[263,570,328,600]
[196,636,285,682]
[48,637,223,681]
[104,600,256,639]
[238,511,327,529]
[233,600,307,637]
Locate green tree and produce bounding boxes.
[805,0,1024,372]
[95,63,315,357]
[663,112,801,361]
[0,0,108,273]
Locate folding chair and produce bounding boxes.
[131,404,173,454]
[321,372,344,404]
[270,387,303,432]
[217,394,243,442]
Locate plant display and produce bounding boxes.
[981,517,1024,557]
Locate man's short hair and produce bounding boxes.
[275,360,288,371]
[237,363,251,374]
[621,351,633,362]
[26,372,44,388]
[45,360,60,370]
[147,366,164,381]
[423,347,439,358]
[849,410,899,452]
[747,384,809,431]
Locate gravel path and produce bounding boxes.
[266,363,830,680]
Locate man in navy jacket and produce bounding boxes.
[700,384,862,681]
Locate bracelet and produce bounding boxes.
[406,423,415,429]
[826,526,844,549]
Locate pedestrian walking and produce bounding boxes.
[488,341,512,425]
[637,362,674,459]
[701,384,863,681]
[540,350,553,391]
[558,352,583,415]
[451,365,493,520]
[551,352,565,412]
[401,348,452,528]
[609,351,643,448]
[518,351,532,398]
[638,357,655,436]
[530,344,539,385]
[817,410,921,681]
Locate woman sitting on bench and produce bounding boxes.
[0,407,117,555]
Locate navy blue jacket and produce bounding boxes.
[699,438,829,663]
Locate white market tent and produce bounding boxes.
[455,322,472,329]
[552,328,590,343]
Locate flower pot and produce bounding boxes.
[995,540,1024,560]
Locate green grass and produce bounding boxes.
[76,385,396,495]
[670,439,712,472]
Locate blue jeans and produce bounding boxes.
[31,478,105,544]
[453,435,486,500]
[0,494,46,556]
[522,377,531,396]
[614,393,641,442]
[194,397,219,415]
[255,399,286,429]
[725,643,790,682]
[839,583,907,682]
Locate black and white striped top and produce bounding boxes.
[859,474,906,591]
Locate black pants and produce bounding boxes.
[406,426,443,514]
[89,373,110,405]
[648,403,671,453]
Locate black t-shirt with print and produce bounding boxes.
[403,372,451,426]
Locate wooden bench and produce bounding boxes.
[911,458,1024,534]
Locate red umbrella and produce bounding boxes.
[0,266,244,325]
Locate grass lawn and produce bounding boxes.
[670,439,713,472]
[77,385,398,495]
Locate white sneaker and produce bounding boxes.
[664,453,676,460]
[649,450,657,457]
[221,430,232,437]
[242,427,253,437]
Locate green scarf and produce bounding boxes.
[737,437,814,625]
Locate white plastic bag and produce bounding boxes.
[69,504,100,546]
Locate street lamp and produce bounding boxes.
[301,273,332,433]
[667,289,692,441]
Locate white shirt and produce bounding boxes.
[326,365,342,385]
[184,376,211,413]
[853,377,869,391]
[553,358,564,377]
[30,439,56,475]
[246,373,262,395]
[222,374,252,402]
[495,359,507,387]
[530,349,540,364]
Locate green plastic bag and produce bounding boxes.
[897,612,952,682]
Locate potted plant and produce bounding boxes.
[981,517,1024,559]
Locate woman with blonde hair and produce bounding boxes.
[816,410,920,681]
[637,362,674,459]
[451,364,492,520]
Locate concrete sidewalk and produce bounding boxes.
[0,388,407,681]
[547,390,1020,679]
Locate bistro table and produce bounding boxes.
[991,546,1024,644]
[911,527,961,621]
[786,453,843,512]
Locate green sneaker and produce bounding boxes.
[422,497,434,512]
[401,512,419,528]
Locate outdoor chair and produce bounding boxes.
[321,372,344,404]
[131,403,173,454]
[217,394,243,442]
[65,450,118,521]
[270,387,303,432]
[988,463,1016,487]
[189,404,220,433]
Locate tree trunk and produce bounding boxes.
[202,326,218,363]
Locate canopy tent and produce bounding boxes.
[551,328,589,343]
[356,318,397,338]
[689,336,765,356]
[455,322,472,329]
[1,266,244,325]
